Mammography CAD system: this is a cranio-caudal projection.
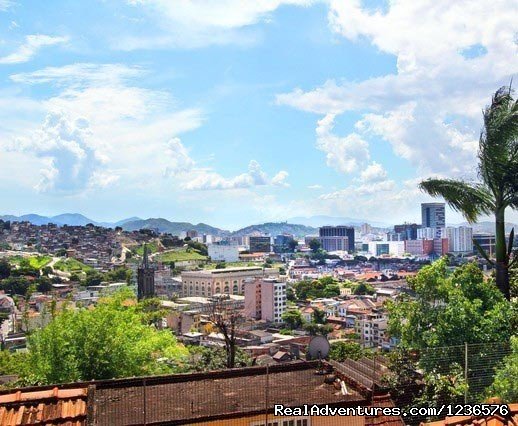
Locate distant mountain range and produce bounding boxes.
[0,213,138,228]
[231,222,317,237]
[2,213,514,237]
[455,221,518,234]
[288,215,390,228]
[121,218,227,236]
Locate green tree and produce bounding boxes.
[288,238,298,252]
[36,277,53,293]
[388,259,513,349]
[419,86,518,300]
[329,341,364,361]
[0,276,31,296]
[281,309,304,329]
[309,238,321,253]
[0,260,11,280]
[84,270,103,286]
[187,346,251,371]
[323,284,340,297]
[304,322,333,336]
[312,308,327,324]
[22,289,187,384]
[489,336,518,402]
[353,282,375,295]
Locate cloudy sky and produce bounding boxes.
[0,0,516,229]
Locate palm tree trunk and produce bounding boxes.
[495,208,510,300]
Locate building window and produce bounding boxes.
[233,285,238,293]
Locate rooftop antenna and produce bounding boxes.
[307,335,330,374]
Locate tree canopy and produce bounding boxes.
[19,289,188,385]
[419,86,518,299]
[388,258,514,349]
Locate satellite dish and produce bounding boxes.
[307,336,330,360]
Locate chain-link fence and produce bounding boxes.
[87,342,513,425]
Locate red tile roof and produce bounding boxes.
[0,386,88,425]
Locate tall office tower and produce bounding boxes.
[421,203,446,228]
[393,223,421,240]
[319,225,355,253]
[249,236,272,253]
[137,244,155,300]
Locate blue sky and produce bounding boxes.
[0,0,516,229]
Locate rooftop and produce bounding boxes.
[92,361,364,425]
[182,266,264,275]
[0,386,88,426]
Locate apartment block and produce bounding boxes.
[244,278,286,323]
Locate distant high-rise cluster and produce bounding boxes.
[318,225,355,253]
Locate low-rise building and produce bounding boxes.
[181,267,278,297]
[208,242,240,262]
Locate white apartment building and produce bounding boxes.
[443,226,473,253]
[417,227,442,240]
[244,278,286,323]
[208,242,240,262]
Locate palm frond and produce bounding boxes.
[479,86,518,194]
[419,178,493,223]
[508,228,515,257]
[473,239,495,265]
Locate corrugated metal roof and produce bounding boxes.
[0,386,88,426]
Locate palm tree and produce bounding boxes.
[420,86,518,300]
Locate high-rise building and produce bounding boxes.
[244,278,286,323]
[249,236,272,253]
[137,245,155,300]
[443,226,473,253]
[393,223,421,240]
[273,234,295,253]
[421,203,446,228]
[360,223,372,235]
[319,226,355,253]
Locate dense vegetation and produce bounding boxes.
[2,289,188,386]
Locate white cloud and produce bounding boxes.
[164,137,195,177]
[277,0,517,178]
[0,35,68,64]
[271,170,290,187]
[9,112,116,193]
[121,0,317,49]
[308,184,323,190]
[2,63,204,194]
[11,63,145,86]
[0,1,13,11]
[182,160,289,191]
[316,113,370,174]
[359,162,388,183]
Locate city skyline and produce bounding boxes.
[0,1,516,228]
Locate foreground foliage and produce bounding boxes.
[16,289,188,385]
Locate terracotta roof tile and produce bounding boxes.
[0,386,88,425]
